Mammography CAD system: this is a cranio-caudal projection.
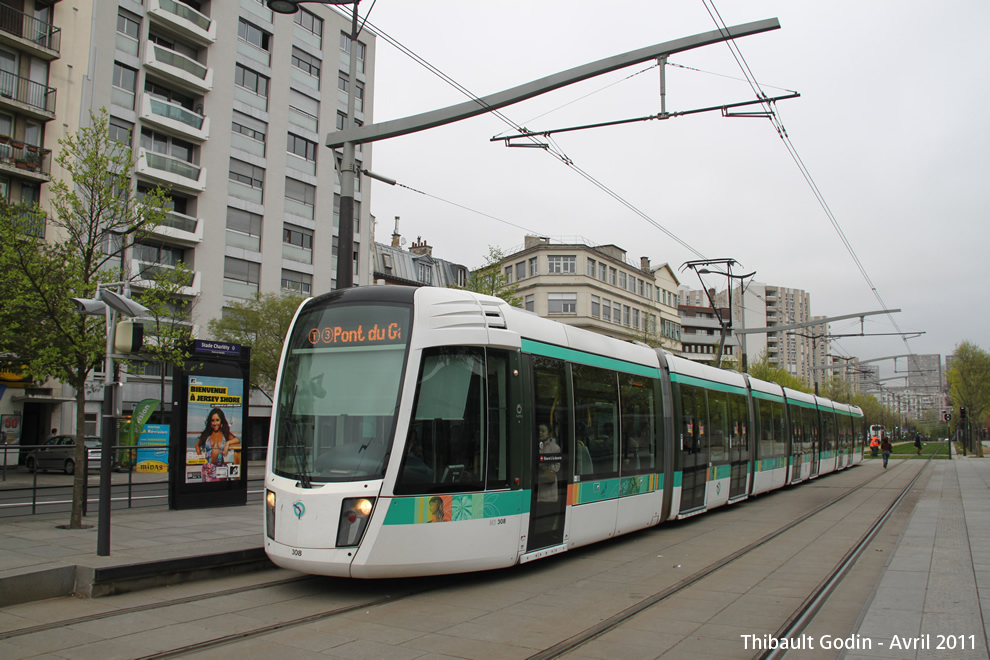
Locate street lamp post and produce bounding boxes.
[71,284,149,556]
[269,0,361,290]
[683,259,755,369]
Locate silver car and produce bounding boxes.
[25,435,102,475]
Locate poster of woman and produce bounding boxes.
[184,376,244,484]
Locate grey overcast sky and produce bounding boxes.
[349,0,988,379]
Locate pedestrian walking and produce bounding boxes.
[881,435,893,468]
[914,436,922,455]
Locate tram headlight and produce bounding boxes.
[265,489,276,540]
[336,497,376,547]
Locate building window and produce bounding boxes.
[547,255,576,274]
[227,207,262,237]
[609,267,617,285]
[548,292,577,314]
[619,272,626,289]
[287,133,317,162]
[295,7,323,39]
[599,262,606,281]
[638,279,644,296]
[116,10,140,56]
[238,18,271,52]
[229,158,264,189]
[225,257,260,285]
[418,262,432,285]
[340,32,366,73]
[291,47,321,82]
[602,299,612,322]
[285,177,316,218]
[525,294,534,312]
[515,262,525,281]
[587,258,596,277]
[336,110,347,130]
[112,62,138,109]
[109,118,133,146]
[623,305,631,326]
[289,89,319,132]
[141,128,194,162]
[613,302,621,323]
[632,309,640,329]
[134,242,184,267]
[591,295,600,318]
[283,224,313,249]
[281,269,312,295]
[504,266,512,283]
[529,257,538,277]
[235,64,269,98]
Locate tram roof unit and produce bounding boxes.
[783,387,819,409]
[665,351,748,393]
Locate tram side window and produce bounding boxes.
[573,364,618,478]
[707,390,728,463]
[727,392,748,455]
[677,383,702,455]
[821,411,836,452]
[485,350,511,490]
[772,401,787,456]
[787,404,803,454]
[619,373,658,474]
[532,356,569,487]
[756,399,774,457]
[395,347,485,495]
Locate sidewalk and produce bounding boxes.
[847,457,990,658]
[0,502,266,606]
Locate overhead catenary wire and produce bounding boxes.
[330,6,708,260]
[702,0,917,361]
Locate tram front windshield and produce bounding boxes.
[273,302,411,484]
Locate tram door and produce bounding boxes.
[528,357,568,550]
[677,384,708,512]
[728,393,749,499]
[809,410,820,477]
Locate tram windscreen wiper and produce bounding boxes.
[282,385,311,489]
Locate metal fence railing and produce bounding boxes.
[0,442,264,518]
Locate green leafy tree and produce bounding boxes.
[134,261,196,420]
[0,109,168,528]
[947,340,990,457]
[745,350,811,393]
[207,292,304,401]
[460,245,522,306]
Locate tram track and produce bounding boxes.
[0,460,928,658]
[530,456,936,659]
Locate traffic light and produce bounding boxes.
[960,406,967,420]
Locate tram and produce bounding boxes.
[264,286,865,578]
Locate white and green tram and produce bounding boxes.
[264,286,865,578]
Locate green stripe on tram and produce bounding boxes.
[669,372,748,395]
[520,339,660,378]
[571,473,663,504]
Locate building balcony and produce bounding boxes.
[0,5,60,60]
[147,0,216,47]
[149,210,203,247]
[130,260,202,297]
[137,148,206,193]
[0,71,56,121]
[139,94,209,142]
[143,44,213,94]
[0,136,50,182]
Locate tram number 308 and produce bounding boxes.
[291,548,303,556]
[489,518,507,526]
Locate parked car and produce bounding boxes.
[25,435,103,475]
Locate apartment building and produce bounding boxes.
[500,235,682,351]
[372,224,468,288]
[3,0,377,445]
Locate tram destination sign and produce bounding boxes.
[306,322,404,347]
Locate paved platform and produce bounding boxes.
[846,457,990,659]
[0,502,267,606]
[0,458,987,659]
